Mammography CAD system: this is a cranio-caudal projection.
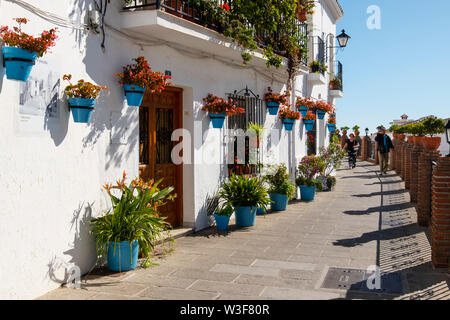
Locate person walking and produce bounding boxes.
[343,133,360,169]
[374,126,394,175]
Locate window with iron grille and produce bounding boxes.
[226,90,265,176]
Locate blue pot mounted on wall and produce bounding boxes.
[235,206,257,227]
[266,102,280,115]
[214,214,231,231]
[317,110,326,120]
[209,113,226,129]
[2,47,38,81]
[299,185,316,201]
[304,120,315,131]
[270,193,288,211]
[283,119,295,131]
[124,84,146,106]
[299,106,308,118]
[327,123,336,132]
[68,98,96,123]
[107,240,139,272]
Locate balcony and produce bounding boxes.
[121,0,308,71]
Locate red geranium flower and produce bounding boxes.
[221,4,230,11]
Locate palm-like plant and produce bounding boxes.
[91,172,175,268]
[219,174,271,209]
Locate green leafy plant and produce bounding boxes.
[421,116,445,137]
[219,174,271,209]
[340,126,350,133]
[215,204,234,217]
[329,77,342,89]
[263,164,296,198]
[318,136,345,176]
[90,172,175,268]
[296,155,325,186]
[63,74,107,99]
[247,122,265,138]
[309,60,328,74]
[352,125,360,133]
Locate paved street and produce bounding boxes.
[39,161,450,300]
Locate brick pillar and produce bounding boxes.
[396,139,405,176]
[361,136,369,161]
[390,137,396,171]
[417,150,441,226]
[410,140,423,203]
[401,140,408,180]
[431,157,450,268]
[404,139,414,189]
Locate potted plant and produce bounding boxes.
[315,100,332,120]
[63,74,107,123]
[202,94,245,129]
[353,125,360,136]
[0,18,57,81]
[114,56,172,107]
[329,77,342,90]
[318,139,345,191]
[309,60,327,74]
[263,87,288,115]
[263,164,296,211]
[303,111,316,131]
[296,155,324,201]
[421,116,445,150]
[341,126,350,136]
[296,97,315,117]
[327,116,336,132]
[214,204,234,231]
[247,122,264,148]
[90,172,175,272]
[279,105,301,131]
[219,175,270,227]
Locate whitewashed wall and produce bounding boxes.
[0,0,340,299]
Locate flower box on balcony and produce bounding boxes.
[307,73,326,85]
[329,89,344,98]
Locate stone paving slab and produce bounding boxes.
[38,161,450,300]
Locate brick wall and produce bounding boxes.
[390,136,397,170]
[396,139,404,176]
[409,141,423,203]
[431,157,450,268]
[417,150,441,226]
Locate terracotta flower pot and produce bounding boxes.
[297,10,307,22]
[415,136,425,146]
[421,137,441,150]
[355,131,360,136]
[393,133,398,139]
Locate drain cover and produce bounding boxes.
[321,267,403,294]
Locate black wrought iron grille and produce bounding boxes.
[337,61,343,90]
[156,108,174,164]
[226,93,264,176]
[139,107,149,164]
[306,121,317,156]
[123,1,308,63]
[317,36,325,75]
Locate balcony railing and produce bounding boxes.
[123,0,308,64]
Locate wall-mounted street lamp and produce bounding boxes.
[365,128,369,136]
[336,30,351,48]
[445,119,450,157]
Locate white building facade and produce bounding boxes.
[0,0,344,299]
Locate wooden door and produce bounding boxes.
[139,87,183,227]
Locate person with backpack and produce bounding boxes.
[374,126,394,175]
[343,133,360,169]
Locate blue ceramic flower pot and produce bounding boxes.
[256,207,266,215]
[304,120,315,131]
[270,193,288,211]
[68,98,96,123]
[266,102,280,115]
[124,84,146,107]
[317,110,326,120]
[299,105,308,118]
[235,206,257,227]
[107,240,139,272]
[2,47,38,81]
[283,119,295,131]
[214,214,231,231]
[209,113,226,129]
[327,123,336,132]
[299,185,316,201]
